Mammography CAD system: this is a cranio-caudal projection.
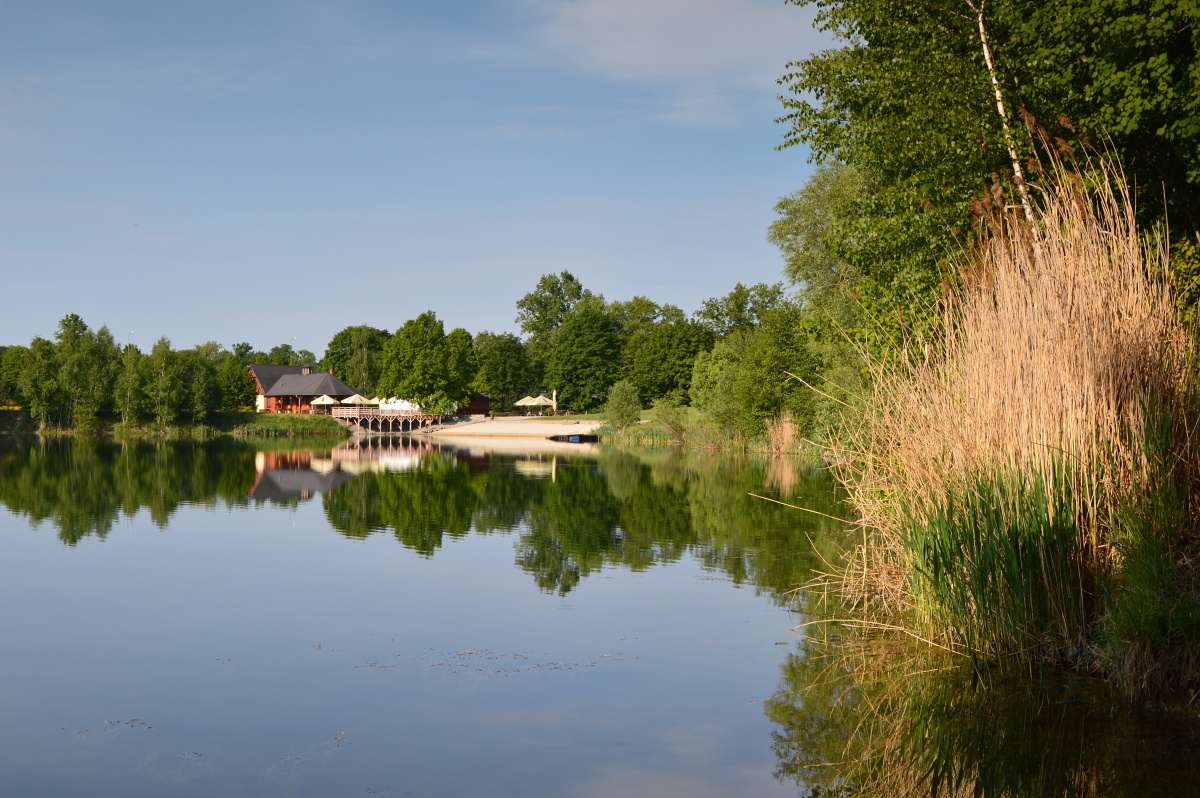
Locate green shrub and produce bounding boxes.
[650,396,688,443]
[603,380,641,432]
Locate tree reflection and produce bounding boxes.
[0,437,846,605]
[0,438,257,545]
[323,452,479,555]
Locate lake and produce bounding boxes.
[0,436,1196,797]
[0,437,841,797]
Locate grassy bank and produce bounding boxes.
[598,405,819,457]
[221,412,349,439]
[824,162,1200,698]
[3,411,350,442]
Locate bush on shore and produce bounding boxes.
[603,380,642,432]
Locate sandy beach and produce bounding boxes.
[431,434,599,456]
[431,417,602,439]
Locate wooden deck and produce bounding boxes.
[330,405,442,432]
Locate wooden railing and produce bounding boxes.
[330,406,438,421]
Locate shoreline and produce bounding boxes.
[0,410,351,442]
[429,417,602,439]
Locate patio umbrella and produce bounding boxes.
[514,396,537,407]
[341,394,375,405]
[311,395,338,406]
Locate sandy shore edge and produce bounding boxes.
[430,418,602,439]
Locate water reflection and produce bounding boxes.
[765,641,1200,797]
[2,435,1196,794]
[247,438,436,503]
[0,436,844,605]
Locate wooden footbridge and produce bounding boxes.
[330,406,443,433]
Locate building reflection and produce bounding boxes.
[248,437,439,503]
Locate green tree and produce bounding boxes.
[444,328,478,408]
[231,342,255,364]
[0,345,27,407]
[545,296,620,411]
[472,332,534,410]
[92,327,120,417]
[735,306,821,434]
[216,353,254,411]
[377,311,458,412]
[516,271,590,369]
[267,343,299,366]
[192,341,225,364]
[114,344,146,424]
[322,325,391,396]
[20,337,60,428]
[694,283,786,338]
[604,380,642,431]
[148,338,181,425]
[778,0,1200,333]
[54,314,106,429]
[182,351,217,423]
[620,308,713,403]
[690,334,747,433]
[608,295,664,338]
[770,164,876,426]
[770,164,866,318]
[691,304,821,439]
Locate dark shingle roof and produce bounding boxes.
[248,364,306,393]
[265,372,357,397]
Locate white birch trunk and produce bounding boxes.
[969,0,1036,226]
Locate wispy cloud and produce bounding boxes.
[528,0,829,125]
[657,91,738,126]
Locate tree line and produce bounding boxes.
[322,273,819,437]
[0,270,819,438]
[0,316,317,429]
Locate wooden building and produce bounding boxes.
[459,393,491,417]
[248,365,358,414]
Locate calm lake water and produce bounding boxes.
[1,435,1197,797]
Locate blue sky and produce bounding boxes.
[1,1,832,353]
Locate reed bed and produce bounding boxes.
[830,159,1200,692]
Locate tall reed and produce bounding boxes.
[765,411,800,453]
[831,158,1200,687]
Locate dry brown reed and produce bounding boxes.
[831,156,1200,662]
[765,411,800,454]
